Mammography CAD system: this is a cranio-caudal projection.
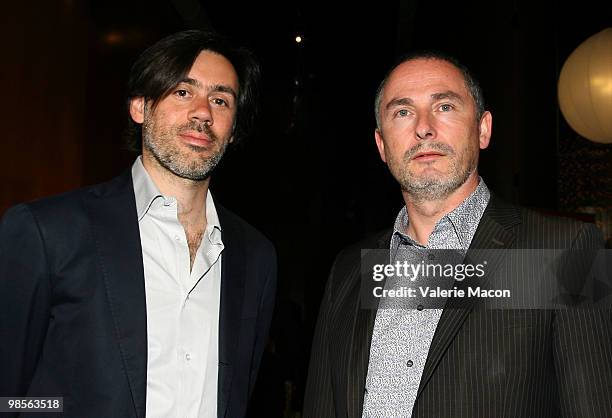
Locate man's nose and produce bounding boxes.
[188,97,213,126]
[415,113,435,140]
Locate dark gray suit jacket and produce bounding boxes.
[0,170,277,418]
[304,195,612,418]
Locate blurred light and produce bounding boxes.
[295,36,302,43]
[103,31,125,46]
[98,28,148,49]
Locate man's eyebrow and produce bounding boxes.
[178,78,237,99]
[210,84,237,99]
[431,90,464,103]
[386,97,414,110]
[178,77,202,88]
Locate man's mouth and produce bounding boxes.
[411,151,445,161]
[179,131,213,147]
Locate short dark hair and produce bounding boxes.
[374,50,485,129]
[125,29,260,151]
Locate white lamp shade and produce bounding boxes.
[558,28,612,144]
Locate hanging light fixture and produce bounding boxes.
[558,28,612,144]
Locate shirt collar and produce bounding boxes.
[132,156,162,222]
[205,190,222,237]
[445,179,490,247]
[131,156,222,235]
[392,177,490,248]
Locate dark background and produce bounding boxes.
[2,1,612,416]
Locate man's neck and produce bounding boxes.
[141,155,209,228]
[402,174,480,246]
[142,154,211,271]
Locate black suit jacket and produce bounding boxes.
[304,195,612,418]
[0,170,277,418]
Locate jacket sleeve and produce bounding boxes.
[0,204,51,397]
[303,259,337,418]
[553,223,612,417]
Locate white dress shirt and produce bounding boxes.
[132,157,223,418]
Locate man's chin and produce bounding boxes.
[399,174,461,196]
[406,171,450,187]
[167,162,215,181]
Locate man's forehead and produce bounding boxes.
[384,58,467,98]
[393,57,462,77]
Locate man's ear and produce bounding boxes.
[129,97,146,124]
[374,128,387,163]
[478,111,492,150]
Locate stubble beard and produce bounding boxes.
[390,140,478,203]
[142,113,229,182]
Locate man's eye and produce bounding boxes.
[212,98,228,106]
[175,89,190,98]
[396,109,409,117]
[439,104,453,112]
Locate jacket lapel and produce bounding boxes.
[216,206,246,418]
[347,230,392,418]
[416,195,520,398]
[86,171,147,418]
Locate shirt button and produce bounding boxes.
[185,353,191,361]
[417,304,424,311]
[406,359,414,367]
[174,235,180,241]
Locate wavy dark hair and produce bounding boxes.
[125,30,260,151]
